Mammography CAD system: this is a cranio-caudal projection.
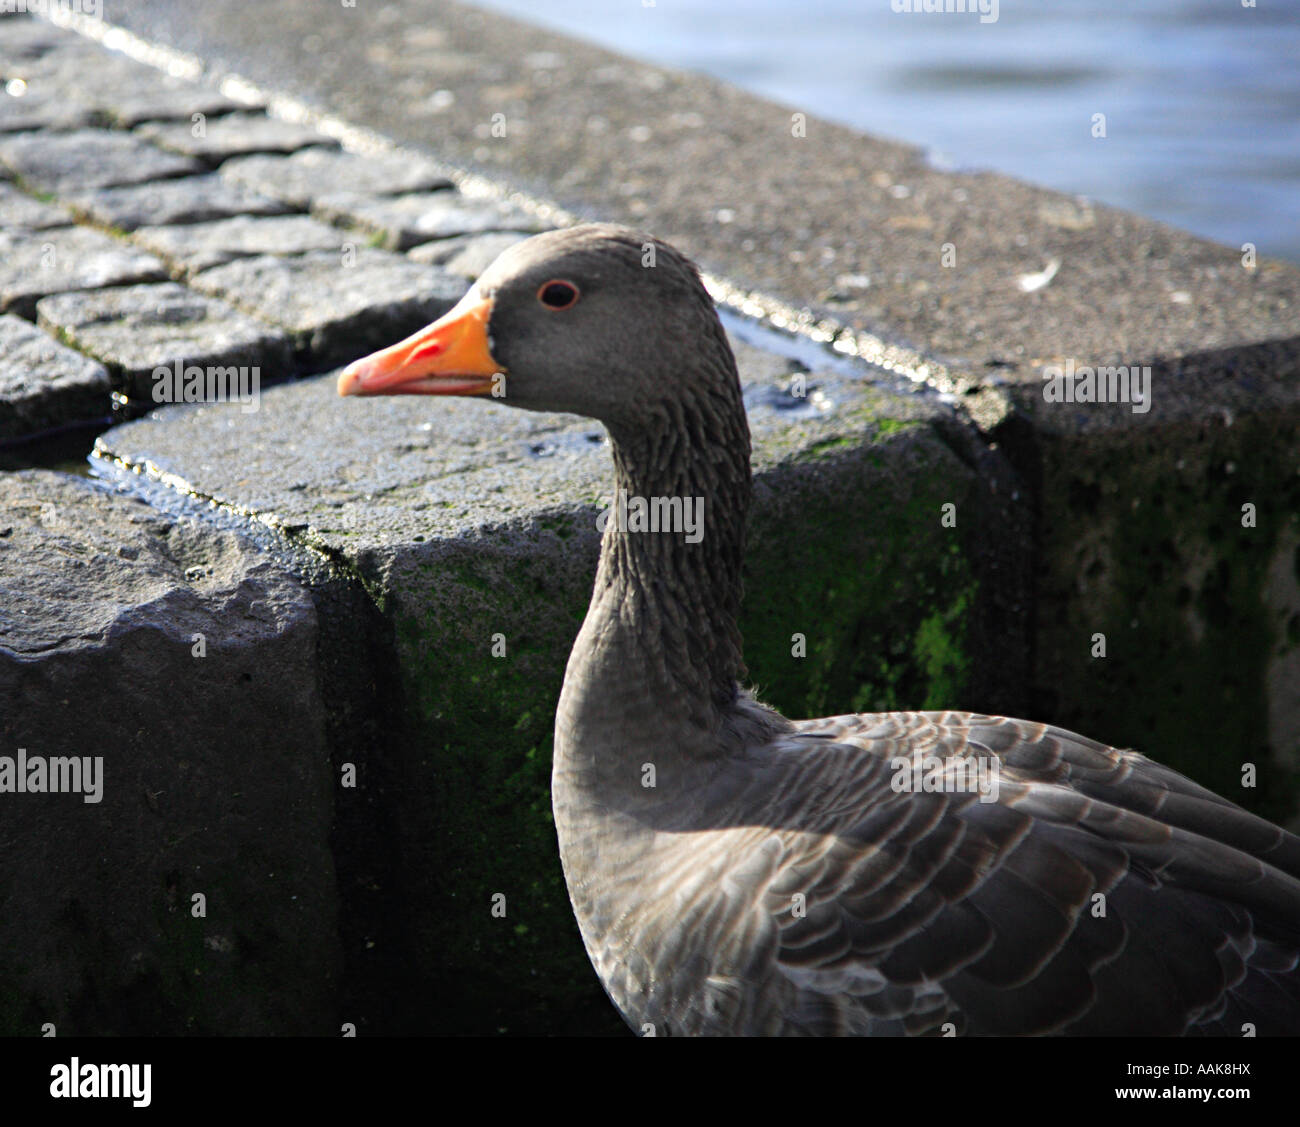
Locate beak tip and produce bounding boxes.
[337,365,363,397]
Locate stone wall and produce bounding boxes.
[1,4,1295,1034]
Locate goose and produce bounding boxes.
[338,223,1300,1036]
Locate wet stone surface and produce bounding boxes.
[0,226,167,318]
[65,172,294,232]
[0,312,111,440]
[0,181,74,231]
[35,281,294,403]
[135,112,338,164]
[407,230,534,277]
[219,146,453,209]
[189,248,467,370]
[312,191,549,251]
[133,214,349,274]
[0,128,202,193]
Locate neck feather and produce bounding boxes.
[601,387,751,724]
[556,342,753,766]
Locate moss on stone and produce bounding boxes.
[1031,412,1300,825]
[373,422,993,1033]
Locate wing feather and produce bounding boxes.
[732,711,1300,1035]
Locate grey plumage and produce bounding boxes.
[341,224,1300,1035]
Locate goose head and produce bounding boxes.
[337,223,734,431]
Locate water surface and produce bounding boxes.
[473,0,1300,263]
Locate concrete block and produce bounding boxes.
[0,469,340,1035]
[93,343,1031,1033]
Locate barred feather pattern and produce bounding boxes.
[557,709,1300,1036]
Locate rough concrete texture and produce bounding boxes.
[0,19,251,130]
[92,82,247,131]
[0,12,79,62]
[94,346,1031,1034]
[994,363,1300,824]
[219,147,454,209]
[136,112,337,164]
[0,128,202,192]
[0,85,101,134]
[95,0,1300,395]
[133,213,350,274]
[35,281,294,404]
[188,248,466,370]
[0,469,339,1034]
[65,173,293,232]
[312,191,549,251]
[0,313,110,440]
[0,180,73,230]
[0,226,167,318]
[88,1,1300,826]
[407,230,533,277]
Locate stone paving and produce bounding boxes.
[4,4,1296,1039]
[1,9,1002,1037]
[65,173,293,231]
[0,12,554,435]
[35,281,295,401]
[0,311,109,438]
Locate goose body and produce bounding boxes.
[340,224,1300,1035]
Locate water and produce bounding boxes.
[0,420,106,476]
[472,0,1300,264]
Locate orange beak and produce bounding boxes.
[337,289,502,397]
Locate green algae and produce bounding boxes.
[1031,413,1300,825]
[375,422,989,1033]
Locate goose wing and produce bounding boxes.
[743,711,1300,1035]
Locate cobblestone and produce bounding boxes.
[0,312,111,439]
[36,281,294,404]
[133,214,348,274]
[0,85,101,134]
[190,248,466,369]
[136,112,338,165]
[0,128,202,193]
[407,230,534,278]
[65,173,293,232]
[0,20,100,70]
[96,83,250,130]
[312,191,549,251]
[0,226,167,318]
[219,146,453,209]
[0,181,74,231]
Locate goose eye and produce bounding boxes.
[538,280,580,310]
